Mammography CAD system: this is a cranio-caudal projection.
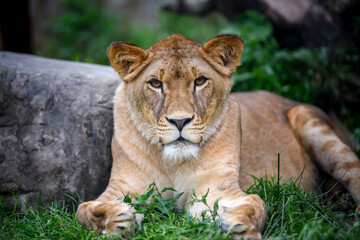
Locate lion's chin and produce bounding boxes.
[162,140,200,164]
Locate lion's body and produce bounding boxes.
[77,34,360,239]
[232,91,318,191]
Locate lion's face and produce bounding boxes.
[128,55,230,161]
[108,34,243,162]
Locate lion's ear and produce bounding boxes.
[107,42,148,80]
[202,34,244,76]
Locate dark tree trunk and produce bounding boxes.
[0,0,33,53]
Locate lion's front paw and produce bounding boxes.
[77,198,136,236]
[222,214,262,240]
[102,199,137,235]
[220,194,266,240]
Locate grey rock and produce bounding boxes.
[0,52,120,211]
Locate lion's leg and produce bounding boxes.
[187,179,266,239]
[182,100,266,239]
[76,138,147,235]
[287,105,360,206]
[76,177,147,235]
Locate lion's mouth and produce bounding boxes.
[160,136,192,146]
[159,133,202,146]
[176,136,186,142]
[172,135,203,145]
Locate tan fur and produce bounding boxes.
[77,34,360,239]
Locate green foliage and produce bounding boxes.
[124,183,183,225]
[122,183,228,239]
[156,11,228,44]
[38,0,118,64]
[187,188,221,221]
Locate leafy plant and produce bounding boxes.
[120,183,227,239]
[123,183,183,225]
[187,188,221,222]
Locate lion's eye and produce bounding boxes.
[194,76,207,87]
[148,78,162,88]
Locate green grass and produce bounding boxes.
[1,176,359,240]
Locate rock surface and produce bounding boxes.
[0,52,120,211]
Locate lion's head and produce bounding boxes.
[108,34,243,163]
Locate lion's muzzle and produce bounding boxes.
[157,114,204,145]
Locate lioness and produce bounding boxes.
[77,34,360,239]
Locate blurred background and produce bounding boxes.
[1,0,359,153]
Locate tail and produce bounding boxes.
[287,104,360,202]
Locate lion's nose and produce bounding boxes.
[166,116,194,132]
